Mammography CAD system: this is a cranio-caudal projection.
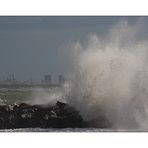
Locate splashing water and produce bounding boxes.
[61,19,148,130]
[30,88,63,105]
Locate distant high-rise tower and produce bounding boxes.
[8,74,11,81]
[58,75,65,85]
[44,74,51,84]
[12,74,15,81]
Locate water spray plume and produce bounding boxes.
[63,19,148,130]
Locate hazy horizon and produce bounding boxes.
[0,16,147,81]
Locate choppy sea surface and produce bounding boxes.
[0,128,103,132]
[0,128,146,132]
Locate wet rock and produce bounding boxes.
[0,101,111,129]
[0,101,85,129]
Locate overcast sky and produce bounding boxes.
[0,16,147,81]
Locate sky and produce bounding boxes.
[0,16,147,82]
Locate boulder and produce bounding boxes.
[0,101,85,129]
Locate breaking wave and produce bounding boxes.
[59,19,148,130]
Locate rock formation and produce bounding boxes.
[0,101,111,129]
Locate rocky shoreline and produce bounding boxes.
[0,101,111,129]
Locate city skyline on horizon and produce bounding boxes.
[0,73,65,83]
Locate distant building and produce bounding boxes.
[58,75,65,85]
[5,74,16,83]
[12,74,15,81]
[44,74,51,84]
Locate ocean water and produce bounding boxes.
[0,128,101,132]
[0,128,147,132]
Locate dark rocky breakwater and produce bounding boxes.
[0,101,111,129]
